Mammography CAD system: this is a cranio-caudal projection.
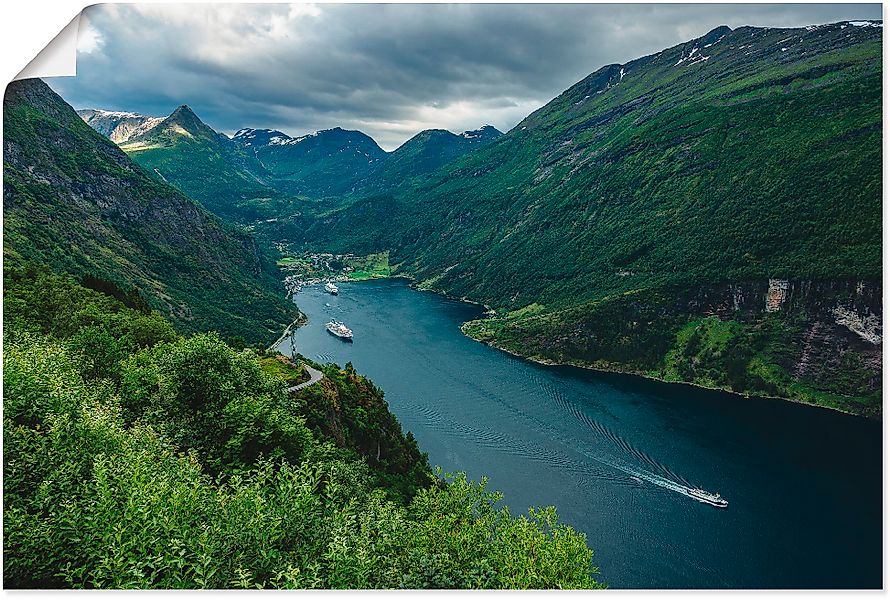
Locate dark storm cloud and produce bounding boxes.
[46,3,882,149]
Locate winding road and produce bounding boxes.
[287,364,324,392]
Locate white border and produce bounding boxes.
[0,0,886,597]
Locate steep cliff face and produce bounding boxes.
[3,79,296,343]
[677,279,881,409]
[674,279,881,322]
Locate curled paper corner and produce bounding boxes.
[14,11,83,81]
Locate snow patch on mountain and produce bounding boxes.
[77,109,164,143]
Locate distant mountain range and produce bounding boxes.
[70,20,883,414]
[78,107,504,215]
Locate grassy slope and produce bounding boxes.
[346,128,503,198]
[248,128,387,201]
[118,120,501,227]
[3,79,297,345]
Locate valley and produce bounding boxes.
[73,20,883,416]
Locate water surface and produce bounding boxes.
[278,279,882,589]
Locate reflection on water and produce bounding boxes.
[278,279,882,589]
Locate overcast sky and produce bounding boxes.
[45,3,882,150]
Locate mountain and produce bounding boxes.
[80,109,503,219]
[351,125,504,195]
[231,124,503,196]
[232,126,387,199]
[292,22,883,414]
[113,105,292,220]
[3,78,297,344]
[459,124,503,144]
[231,127,292,146]
[77,108,164,143]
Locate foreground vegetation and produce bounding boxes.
[4,265,603,589]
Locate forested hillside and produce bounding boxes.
[3,265,602,589]
[232,126,387,200]
[291,23,883,414]
[80,111,503,222]
[3,79,296,344]
[346,125,503,198]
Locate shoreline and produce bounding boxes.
[461,326,864,419]
[266,310,307,351]
[272,275,869,420]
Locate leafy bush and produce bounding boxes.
[3,267,603,589]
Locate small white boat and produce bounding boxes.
[686,487,728,508]
[324,281,339,295]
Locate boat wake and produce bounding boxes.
[409,377,726,507]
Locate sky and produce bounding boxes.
[45,3,882,150]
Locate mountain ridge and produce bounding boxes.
[4,78,297,343]
[80,104,504,213]
[76,108,163,143]
[110,102,284,220]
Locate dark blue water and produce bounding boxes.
[278,279,882,589]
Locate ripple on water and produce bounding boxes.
[280,279,883,589]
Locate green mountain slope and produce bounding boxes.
[81,110,501,225]
[293,22,883,414]
[350,125,503,196]
[233,126,387,200]
[117,106,294,221]
[3,78,296,344]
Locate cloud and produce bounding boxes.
[46,3,882,150]
[75,14,103,55]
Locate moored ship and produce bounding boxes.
[686,487,728,508]
[324,281,339,295]
[325,320,353,341]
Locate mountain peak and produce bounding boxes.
[76,107,165,143]
[460,125,503,142]
[167,104,201,125]
[156,104,221,140]
[698,25,732,46]
[232,127,293,146]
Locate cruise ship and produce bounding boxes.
[325,320,353,341]
[324,281,339,295]
[686,487,728,508]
